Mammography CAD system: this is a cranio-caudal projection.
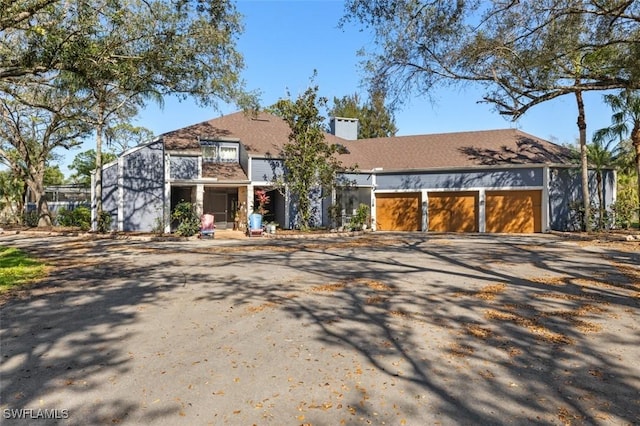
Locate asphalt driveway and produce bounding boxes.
[1,232,639,425]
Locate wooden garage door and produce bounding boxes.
[486,190,541,233]
[376,193,421,231]
[428,191,478,232]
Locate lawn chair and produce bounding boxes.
[200,213,216,239]
[248,213,263,237]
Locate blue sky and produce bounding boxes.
[64,0,615,174]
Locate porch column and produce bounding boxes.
[370,174,377,231]
[246,184,254,214]
[164,153,171,234]
[196,184,204,216]
[284,187,291,229]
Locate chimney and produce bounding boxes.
[330,117,359,140]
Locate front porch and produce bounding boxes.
[168,185,283,232]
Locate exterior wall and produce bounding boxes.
[548,168,615,231]
[338,168,546,233]
[239,144,250,177]
[340,172,373,187]
[170,156,199,180]
[121,141,165,231]
[100,145,166,233]
[102,162,119,230]
[376,168,543,190]
[251,158,284,182]
[285,186,323,229]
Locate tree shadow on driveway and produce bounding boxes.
[190,234,640,424]
[1,233,638,425]
[1,237,192,424]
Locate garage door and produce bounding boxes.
[375,193,421,231]
[486,190,541,233]
[428,191,478,232]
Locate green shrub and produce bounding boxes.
[22,211,39,227]
[171,201,200,237]
[349,203,370,231]
[611,199,638,229]
[57,206,91,231]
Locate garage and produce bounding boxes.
[428,191,479,232]
[375,193,421,231]
[486,190,542,233]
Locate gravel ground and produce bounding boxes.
[1,232,639,425]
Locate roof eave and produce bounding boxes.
[359,162,570,174]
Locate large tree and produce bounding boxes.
[343,0,640,231]
[270,82,353,230]
[0,81,90,226]
[329,90,398,139]
[2,0,253,229]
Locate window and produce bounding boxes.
[219,146,237,162]
[202,145,218,161]
[201,141,238,163]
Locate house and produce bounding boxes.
[93,111,615,234]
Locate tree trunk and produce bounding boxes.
[575,90,591,232]
[20,179,28,225]
[27,161,51,227]
[596,171,603,230]
[94,101,105,232]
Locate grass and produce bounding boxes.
[0,246,47,292]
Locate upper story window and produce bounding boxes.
[201,141,238,163]
[202,145,218,161]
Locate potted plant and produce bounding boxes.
[255,189,270,216]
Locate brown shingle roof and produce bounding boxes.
[162,110,345,156]
[162,112,573,170]
[340,129,573,170]
[202,162,248,181]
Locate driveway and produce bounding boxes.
[1,233,639,425]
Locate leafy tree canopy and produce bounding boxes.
[68,149,117,186]
[43,164,64,186]
[343,0,640,115]
[2,0,256,228]
[1,0,252,109]
[329,90,397,139]
[343,0,640,231]
[0,80,90,225]
[270,76,353,229]
[594,89,640,213]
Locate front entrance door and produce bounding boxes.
[204,192,227,229]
